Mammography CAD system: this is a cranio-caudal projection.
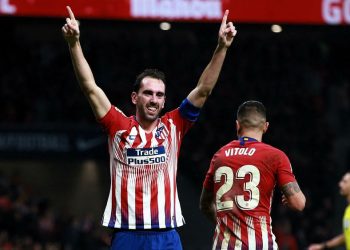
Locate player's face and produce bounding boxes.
[339,173,350,196]
[132,77,166,122]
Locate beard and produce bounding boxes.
[138,104,161,122]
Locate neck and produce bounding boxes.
[135,115,159,133]
[238,131,263,142]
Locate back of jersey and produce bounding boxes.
[203,138,296,250]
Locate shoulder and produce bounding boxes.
[99,105,134,133]
[161,108,194,126]
[259,142,287,155]
[255,142,290,163]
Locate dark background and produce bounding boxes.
[0,16,350,249]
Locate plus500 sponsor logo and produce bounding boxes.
[323,0,350,24]
[126,146,166,165]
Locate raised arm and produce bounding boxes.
[187,9,237,108]
[62,6,111,119]
[281,181,306,211]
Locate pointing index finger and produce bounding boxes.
[221,9,229,27]
[66,6,76,21]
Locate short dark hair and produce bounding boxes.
[237,100,267,129]
[133,69,166,93]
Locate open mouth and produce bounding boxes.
[147,106,158,114]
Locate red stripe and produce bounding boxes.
[115,132,129,227]
[254,217,263,249]
[135,167,144,227]
[240,217,248,249]
[120,166,129,226]
[217,220,226,249]
[150,167,159,226]
[109,142,117,225]
[226,215,236,249]
[164,168,171,226]
[266,216,274,249]
[164,122,173,226]
[172,160,177,226]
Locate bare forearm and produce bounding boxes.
[197,45,228,95]
[68,41,96,93]
[187,45,228,107]
[324,234,345,248]
[68,41,111,118]
[281,181,306,211]
[62,6,111,119]
[186,10,236,108]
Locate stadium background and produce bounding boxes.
[1,1,350,249]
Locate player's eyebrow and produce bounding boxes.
[143,90,165,96]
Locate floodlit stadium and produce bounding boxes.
[1,0,350,249]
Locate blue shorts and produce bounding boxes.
[111,229,183,250]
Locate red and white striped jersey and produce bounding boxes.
[203,138,296,250]
[99,105,193,229]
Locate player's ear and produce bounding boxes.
[263,122,269,134]
[235,120,240,131]
[131,92,137,105]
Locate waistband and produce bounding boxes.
[114,228,175,234]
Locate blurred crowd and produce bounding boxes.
[0,172,110,249]
[1,17,350,249]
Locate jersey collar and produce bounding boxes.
[239,136,258,146]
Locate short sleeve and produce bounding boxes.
[98,105,129,135]
[164,108,194,137]
[203,153,219,190]
[276,151,297,187]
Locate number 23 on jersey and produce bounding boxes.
[215,165,260,211]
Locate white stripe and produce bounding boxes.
[115,164,122,227]
[157,170,166,228]
[126,126,138,147]
[171,122,183,227]
[168,119,177,227]
[138,126,147,147]
[102,189,113,225]
[175,189,183,226]
[143,170,152,229]
[168,168,175,227]
[102,136,123,227]
[212,223,220,250]
[233,217,242,250]
[102,141,114,226]
[151,130,159,147]
[113,133,125,227]
[246,216,256,249]
[270,222,278,250]
[260,216,268,250]
[221,216,230,250]
[127,167,136,229]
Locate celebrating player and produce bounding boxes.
[200,100,306,249]
[62,6,237,250]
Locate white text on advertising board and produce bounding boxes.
[0,0,16,14]
[131,0,222,19]
[323,0,350,24]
